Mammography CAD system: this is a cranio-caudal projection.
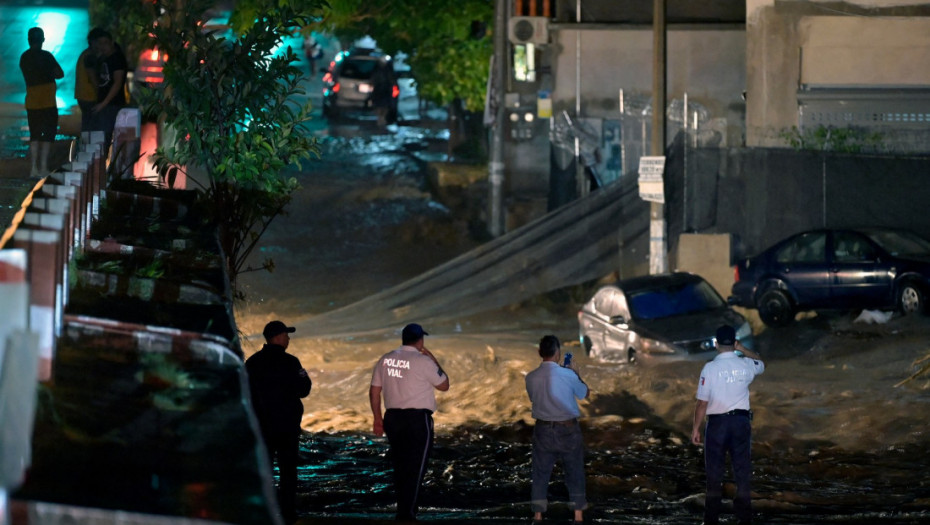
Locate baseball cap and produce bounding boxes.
[401,323,429,343]
[263,320,296,339]
[715,325,736,346]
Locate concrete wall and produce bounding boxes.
[746,0,930,147]
[548,27,746,142]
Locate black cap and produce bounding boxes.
[402,323,428,344]
[716,325,736,346]
[263,320,296,339]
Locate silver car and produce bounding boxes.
[578,272,753,363]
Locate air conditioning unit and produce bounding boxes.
[508,16,549,46]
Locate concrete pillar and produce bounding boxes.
[12,229,62,381]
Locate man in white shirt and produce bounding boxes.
[370,323,449,521]
[691,325,765,525]
[525,335,589,524]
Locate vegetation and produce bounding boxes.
[87,0,158,68]
[779,125,885,154]
[309,0,494,113]
[133,0,323,295]
[307,0,495,158]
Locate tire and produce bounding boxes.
[757,289,795,327]
[897,282,924,315]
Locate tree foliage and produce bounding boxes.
[314,0,494,112]
[135,0,323,294]
[780,125,885,154]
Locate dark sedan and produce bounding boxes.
[578,272,753,363]
[729,228,930,327]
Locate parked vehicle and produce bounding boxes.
[729,228,930,327]
[578,272,753,363]
[322,48,399,122]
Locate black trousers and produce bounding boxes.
[704,412,753,524]
[383,408,434,521]
[263,429,300,524]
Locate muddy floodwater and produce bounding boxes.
[237,127,930,524]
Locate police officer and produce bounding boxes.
[369,323,450,521]
[691,325,765,525]
[246,320,312,525]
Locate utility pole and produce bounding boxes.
[649,0,667,274]
[488,0,508,237]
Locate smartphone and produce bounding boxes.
[563,352,573,367]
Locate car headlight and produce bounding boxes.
[640,338,677,355]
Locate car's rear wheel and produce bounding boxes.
[897,282,924,315]
[757,289,795,327]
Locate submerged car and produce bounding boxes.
[729,228,930,327]
[578,272,753,363]
[322,48,399,122]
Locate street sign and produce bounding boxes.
[638,156,666,203]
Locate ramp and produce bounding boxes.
[296,180,648,337]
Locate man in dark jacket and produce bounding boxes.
[246,320,312,524]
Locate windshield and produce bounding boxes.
[339,59,379,79]
[627,280,726,321]
[865,230,930,257]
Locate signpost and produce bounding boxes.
[638,155,667,274]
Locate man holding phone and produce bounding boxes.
[525,335,589,524]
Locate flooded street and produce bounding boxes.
[237,123,930,524]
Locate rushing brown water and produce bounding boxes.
[235,128,930,524]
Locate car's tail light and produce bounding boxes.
[333,82,341,93]
[734,264,741,283]
[392,84,399,98]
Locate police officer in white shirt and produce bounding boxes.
[369,323,449,521]
[691,325,765,525]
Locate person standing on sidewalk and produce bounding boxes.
[525,334,589,524]
[369,323,449,522]
[246,320,313,525]
[691,325,765,525]
[19,27,64,178]
[88,28,127,150]
[74,28,100,134]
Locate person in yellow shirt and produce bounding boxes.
[19,27,64,178]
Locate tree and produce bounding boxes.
[314,0,494,158]
[135,0,323,295]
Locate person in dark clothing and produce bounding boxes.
[87,28,127,149]
[246,320,312,525]
[19,26,64,178]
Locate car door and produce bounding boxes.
[829,231,895,308]
[771,231,831,307]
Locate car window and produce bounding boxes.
[775,232,826,264]
[627,280,724,321]
[339,59,378,79]
[866,230,930,257]
[833,232,877,263]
